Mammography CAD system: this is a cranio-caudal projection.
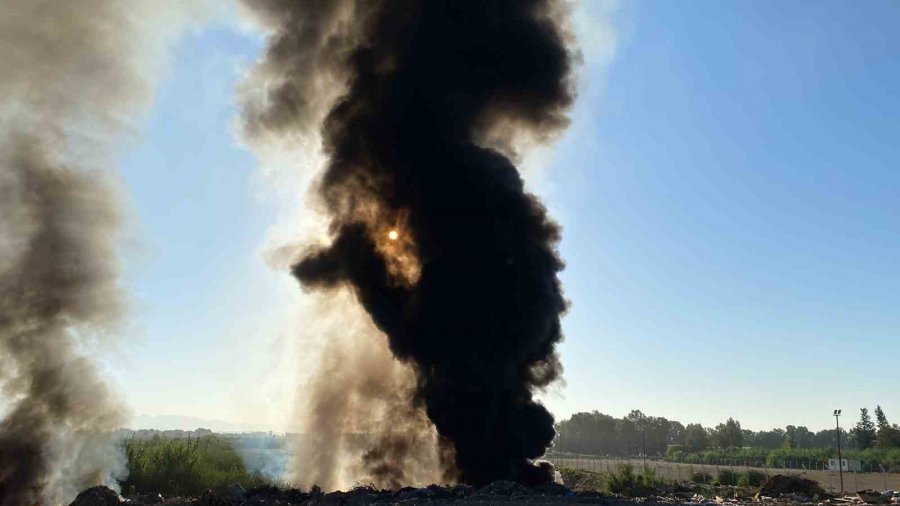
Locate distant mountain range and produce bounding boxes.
[126,414,264,433]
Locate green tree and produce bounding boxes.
[684,423,709,452]
[871,405,900,449]
[875,426,900,449]
[751,428,787,449]
[852,408,877,450]
[783,425,799,449]
[875,406,890,431]
[637,415,673,455]
[667,421,686,446]
[784,425,815,449]
[812,429,836,448]
[714,418,743,448]
[617,417,640,455]
[555,410,618,454]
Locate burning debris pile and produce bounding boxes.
[69,482,608,505]
[71,473,897,506]
[241,0,577,489]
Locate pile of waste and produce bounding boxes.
[69,481,614,505]
[756,474,831,503]
[68,476,900,505]
[852,489,900,504]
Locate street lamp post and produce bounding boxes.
[834,409,844,495]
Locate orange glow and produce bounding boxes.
[388,230,399,241]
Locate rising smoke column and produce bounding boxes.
[0,135,126,505]
[285,294,451,490]
[0,2,199,503]
[243,0,575,486]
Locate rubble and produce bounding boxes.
[70,481,610,505]
[474,480,532,497]
[227,483,247,500]
[128,492,165,505]
[756,475,830,501]
[69,478,900,505]
[196,489,232,506]
[855,490,878,504]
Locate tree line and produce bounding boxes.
[554,405,900,456]
[852,406,900,450]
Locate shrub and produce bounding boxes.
[605,464,637,495]
[745,470,766,487]
[717,469,738,486]
[690,471,713,484]
[121,436,271,496]
[667,445,684,459]
[605,464,665,496]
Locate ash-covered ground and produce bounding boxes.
[70,473,880,506]
[73,481,610,505]
[72,481,668,506]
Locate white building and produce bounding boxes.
[828,458,862,472]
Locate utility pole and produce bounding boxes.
[834,409,844,495]
[641,428,647,473]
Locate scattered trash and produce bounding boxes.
[69,478,900,505]
[125,492,164,505]
[854,490,881,504]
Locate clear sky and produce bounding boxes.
[111,1,900,433]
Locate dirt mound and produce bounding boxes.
[757,474,829,500]
[68,486,120,506]
[559,468,605,493]
[476,480,532,497]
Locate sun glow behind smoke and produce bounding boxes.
[388,230,399,241]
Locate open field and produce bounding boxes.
[545,455,900,493]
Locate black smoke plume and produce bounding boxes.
[243,0,576,487]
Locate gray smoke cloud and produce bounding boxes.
[0,1,205,503]
[283,294,449,490]
[238,0,358,145]
[0,132,127,505]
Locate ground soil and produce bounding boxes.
[71,474,863,506]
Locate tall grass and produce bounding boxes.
[605,463,666,495]
[560,464,668,496]
[121,436,272,496]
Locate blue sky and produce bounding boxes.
[113,1,899,433]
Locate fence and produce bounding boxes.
[544,453,900,493]
[668,456,888,474]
